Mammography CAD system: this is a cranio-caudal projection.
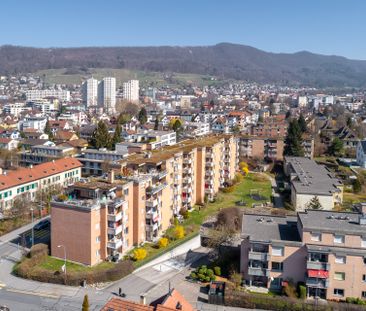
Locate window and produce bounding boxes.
[96,250,100,257]
[272,246,284,257]
[333,288,344,297]
[362,239,366,248]
[334,235,345,244]
[96,236,100,243]
[271,262,284,271]
[95,223,100,230]
[335,256,346,264]
[124,189,129,195]
[362,291,366,298]
[334,272,345,281]
[311,232,321,242]
[363,275,366,282]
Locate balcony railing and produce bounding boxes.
[146,198,158,208]
[248,251,270,262]
[107,211,123,222]
[146,183,168,195]
[108,224,123,235]
[107,239,123,250]
[206,161,214,167]
[306,278,329,288]
[248,267,270,277]
[306,261,330,271]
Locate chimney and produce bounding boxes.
[140,294,146,305]
[108,170,115,184]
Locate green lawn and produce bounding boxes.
[133,173,271,267]
[39,256,114,272]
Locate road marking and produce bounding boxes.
[5,288,59,299]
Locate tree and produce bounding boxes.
[90,121,112,149]
[132,248,147,261]
[298,114,307,133]
[44,121,53,141]
[239,162,249,175]
[284,119,304,157]
[154,116,159,130]
[157,237,169,248]
[82,294,89,311]
[347,116,353,128]
[112,123,122,148]
[117,113,131,125]
[170,119,183,133]
[138,107,147,125]
[353,178,362,193]
[306,196,322,210]
[232,125,241,134]
[328,137,344,156]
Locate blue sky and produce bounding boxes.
[2,0,365,59]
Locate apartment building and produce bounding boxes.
[123,80,139,103]
[51,175,134,266]
[240,209,366,300]
[26,89,70,102]
[0,158,82,211]
[239,136,285,161]
[251,115,288,137]
[99,77,116,114]
[20,144,75,166]
[18,116,47,131]
[82,78,98,107]
[284,157,343,211]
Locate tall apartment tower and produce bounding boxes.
[82,78,98,107]
[98,77,116,114]
[123,80,139,103]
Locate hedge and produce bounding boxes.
[14,245,134,286]
[225,290,366,311]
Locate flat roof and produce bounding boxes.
[241,213,301,243]
[286,157,342,195]
[298,210,366,235]
[125,134,232,166]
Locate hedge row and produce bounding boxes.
[14,244,134,286]
[225,290,366,311]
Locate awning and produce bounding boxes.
[308,269,329,278]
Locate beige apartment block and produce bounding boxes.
[240,208,366,301]
[51,177,133,266]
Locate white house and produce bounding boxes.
[356,140,366,168]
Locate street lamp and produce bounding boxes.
[30,208,34,247]
[57,245,67,282]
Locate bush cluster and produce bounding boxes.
[157,237,169,249]
[132,248,147,261]
[346,297,366,305]
[225,290,366,311]
[221,186,234,193]
[173,225,185,239]
[190,265,219,283]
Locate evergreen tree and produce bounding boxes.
[90,121,112,149]
[154,116,159,130]
[82,294,89,311]
[298,114,307,133]
[284,119,304,157]
[138,107,147,125]
[117,113,131,125]
[112,123,122,149]
[306,196,322,210]
[353,179,362,193]
[328,137,344,156]
[44,121,53,140]
[172,119,183,132]
[347,116,353,128]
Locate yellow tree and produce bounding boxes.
[239,162,249,175]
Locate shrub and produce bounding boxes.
[190,272,197,279]
[206,269,214,278]
[57,194,68,202]
[229,272,242,288]
[214,266,221,276]
[298,285,306,300]
[29,243,48,258]
[346,297,366,305]
[222,186,234,193]
[283,282,297,298]
[233,173,243,184]
[132,248,147,261]
[174,225,185,239]
[157,237,169,249]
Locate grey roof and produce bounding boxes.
[286,157,342,196]
[241,213,301,243]
[360,140,366,154]
[298,210,366,236]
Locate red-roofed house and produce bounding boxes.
[0,158,82,211]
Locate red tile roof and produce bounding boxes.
[0,158,82,191]
[0,138,11,144]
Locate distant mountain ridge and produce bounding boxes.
[1,43,366,87]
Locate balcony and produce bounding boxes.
[146,198,158,208]
[146,210,159,222]
[183,158,192,165]
[184,168,192,175]
[107,239,123,250]
[147,222,159,232]
[206,170,214,176]
[183,177,192,184]
[248,267,270,277]
[306,261,330,271]
[184,186,192,193]
[108,224,123,235]
[108,198,125,209]
[206,161,214,167]
[182,196,192,203]
[306,278,329,288]
[156,170,168,180]
[107,211,122,222]
[205,188,214,194]
[146,183,167,195]
[248,251,270,261]
[206,179,214,185]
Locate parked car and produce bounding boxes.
[34,219,50,230]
